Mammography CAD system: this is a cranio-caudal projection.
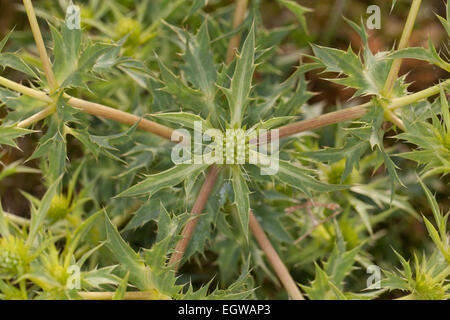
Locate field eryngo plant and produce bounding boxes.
[0,0,448,300]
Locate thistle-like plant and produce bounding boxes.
[0,0,448,300]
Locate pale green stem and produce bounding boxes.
[4,212,30,226]
[383,0,422,97]
[381,0,422,129]
[389,79,450,110]
[380,101,406,131]
[0,76,52,103]
[78,290,171,300]
[23,0,57,92]
[17,105,55,128]
[0,76,175,140]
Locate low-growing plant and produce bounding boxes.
[0,0,448,300]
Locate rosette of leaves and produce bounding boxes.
[116,20,346,260]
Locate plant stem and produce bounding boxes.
[66,96,175,140]
[383,0,422,97]
[4,212,30,226]
[249,212,304,300]
[277,103,370,140]
[17,104,55,128]
[383,104,406,131]
[78,291,167,300]
[22,0,57,92]
[268,78,447,139]
[169,165,221,270]
[0,76,52,103]
[226,0,248,64]
[389,79,450,110]
[0,76,176,139]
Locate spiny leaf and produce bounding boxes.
[347,195,374,235]
[323,244,361,287]
[419,178,448,251]
[82,266,121,290]
[0,28,14,52]
[144,205,179,271]
[396,91,450,177]
[301,263,342,300]
[186,0,208,19]
[0,28,37,78]
[391,0,398,13]
[277,0,312,34]
[158,59,210,113]
[0,160,45,182]
[436,1,450,37]
[225,23,256,127]
[29,122,67,184]
[232,166,251,238]
[123,198,160,232]
[251,116,294,131]
[252,205,292,242]
[50,23,113,88]
[422,216,447,259]
[113,272,130,300]
[388,39,450,72]
[66,121,139,163]
[104,213,150,290]
[304,139,369,183]
[0,197,10,238]
[274,160,348,198]
[50,24,82,87]
[312,19,407,98]
[149,112,212,131]
[28,176,63,244]
[183,271,253,300]
[63,209,103,268]
[182,20,216,100]
[0,53,38,78]
[0,126,34,149]
[117,164,209,198]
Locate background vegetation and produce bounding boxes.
[0,0,448,300]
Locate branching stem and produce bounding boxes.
[383,0,422,97]
[67,96,175,140]
[169,165,221,270]
[0,76,175,139]
[389,79,450,110]
[23,0,57,91]
[3,211,31,226]
[0,76,52,103]
[2,75,446,139]
[278,103,370,140]
[17,104,55,128]
[249,212,304,300]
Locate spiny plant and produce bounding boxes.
[0,0,448,300]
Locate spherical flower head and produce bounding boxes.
[116,18,142,45]
[0,236,28,278]
[47,194,71,223]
